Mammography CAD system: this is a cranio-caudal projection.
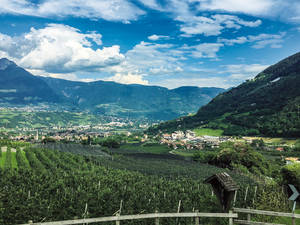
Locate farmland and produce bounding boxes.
[0,140,292,225]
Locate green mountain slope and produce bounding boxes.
[149,52,300,137]
[0,58,60,104]
[41,77,224,120]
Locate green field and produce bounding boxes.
[0,152,6,168]
[171,149,198,157]
[0,149,22,169]
[0,109,106,128]
[119,143,171,154]
[193,128,224,136]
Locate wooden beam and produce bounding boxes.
[234,219,285,225]
[233,208,300,219]
[20,212,238,225]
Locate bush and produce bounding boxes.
[281,163,300,190]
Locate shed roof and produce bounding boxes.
[204,172,239,191]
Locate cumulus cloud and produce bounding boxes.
[102,41,186,85]
[104,73,149,85]
[112,41,183,75]
[0,0,145,23]
[0,24,124,74]
[148,34,170,41]
[218,32,286,48]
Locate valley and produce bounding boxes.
[0,38,299,225]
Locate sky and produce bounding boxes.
[0,0,300,89]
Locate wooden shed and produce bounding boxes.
[204,172,239,212]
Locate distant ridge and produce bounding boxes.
[0,58,224,120]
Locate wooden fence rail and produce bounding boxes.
[20,211,238,225]
[234,207,300,225]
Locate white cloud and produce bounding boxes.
[218,36,248,45]
[111,41,183,75]
[219,32,286,48]
[196,0,274,15]
[104,73,149,85]
[0,0,145,23]
[221,63,269,84]
[148,34,170,41]
[156,63,270,89]
[0,33,14,51]
[27,68,79,81]
[138,0,162,11]
[248,33,285,49]
[224,64,269,74]
[0,24,125,75]
[177,14,261,37]
[102,41,186,85]
[194,0,300,23]
[181,43,223,58]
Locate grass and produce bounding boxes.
[120,143,170,154]
[274,208,300,225]
[0,146,26,169]
[239,137,298,146]
[171,149,195,157]
[193,128,224,136]
[20,150,30,167]
[11,152,17,169]
[0,152,6,168]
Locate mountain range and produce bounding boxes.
[149,51,300,137]
[0,58,224,120]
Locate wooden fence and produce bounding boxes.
[234,208,300,225]
[20,211,238,225]
[18,208,300,225]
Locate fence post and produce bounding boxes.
[176,200,181,225]
[195,210,199,225]
[116,212,120,225]
[155,210,159,225]
[247,207,251,222]
[229,210,233,225]
[292,213,295,225]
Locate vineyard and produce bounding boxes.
[0,141,290,225]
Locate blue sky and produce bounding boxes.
[0,0,300,89]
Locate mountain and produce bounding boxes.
[0,58,59,104]
[149,52,300,137]
[0,58,224,120]
[41,77,224,120]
